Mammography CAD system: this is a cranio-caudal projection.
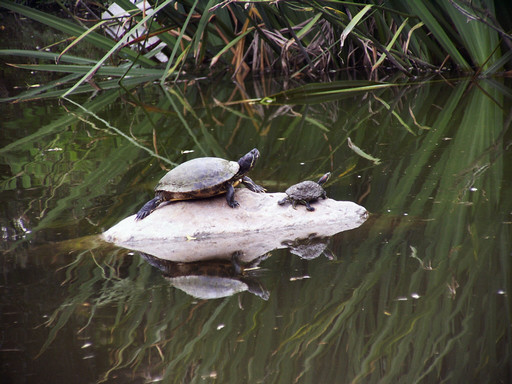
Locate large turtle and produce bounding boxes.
[136,148,264,220]
[278,172,331,211]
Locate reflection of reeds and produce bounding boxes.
[10,77,508,382]
[270,79,511,383]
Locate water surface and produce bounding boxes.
[1,74,511,383]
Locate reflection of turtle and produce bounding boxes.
[136,149,264,220]
[140,251,270,300]
[282,234,335,260]
[278,172,330,211]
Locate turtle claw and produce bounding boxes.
[253,184,266,193]
[241,176,265,193]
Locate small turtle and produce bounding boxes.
[136,148,264,220]
[278,172,331,211]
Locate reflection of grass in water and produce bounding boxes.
[37,248,142,357]
[286,81,510,382]
[17,78,512,382]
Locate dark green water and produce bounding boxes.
[1,75,511,383]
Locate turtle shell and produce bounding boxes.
[156,157,240,197]
[285,180,324,201]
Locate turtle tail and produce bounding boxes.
[135,197,161,221]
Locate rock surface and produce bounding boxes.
[103,189,368,262]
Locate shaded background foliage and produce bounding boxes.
[1,0,512,103]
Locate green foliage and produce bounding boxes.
[1,0,511,98]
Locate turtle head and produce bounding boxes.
[317,172,331,185]
[237,148,260,174]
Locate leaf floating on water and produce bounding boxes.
[373,95,415,135]
[347,137,381,165]
[409,106,431,130]
[289,275,311,281]
[409,245,436,270]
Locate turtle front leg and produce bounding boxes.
[226,183,240,208]
[135,197,162,220]
[241,176,265,193]
[304,201,315,211]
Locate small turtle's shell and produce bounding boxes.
[156,157,240,198]
[285,180,325,201]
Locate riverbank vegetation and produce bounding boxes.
[1,0,511,101]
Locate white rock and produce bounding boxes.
[102,189,368,262]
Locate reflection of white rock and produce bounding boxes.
[103,189,368,262]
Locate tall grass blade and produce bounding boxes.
[405,1,471,69]
[62,0,175,96]
[56,20,110,64]
[0,50,97,64]
[340,4,373,49]
[372,18,409,72]
[442,0,500,70]
[0,1,155,67]
[9,63,164,76]
[210,27,254,67]
[162,0,199,82]
[258,81,399,105]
